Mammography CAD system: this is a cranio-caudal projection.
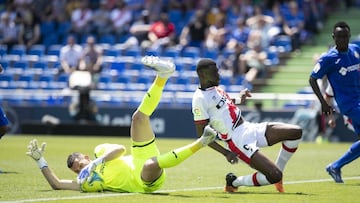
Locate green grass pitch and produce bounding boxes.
[0,135,359,203]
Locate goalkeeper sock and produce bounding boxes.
[157,139,203,168]
[332,140,360,169]
[233,172,271,186]
[138,76,167,116]
[275,139,300,171]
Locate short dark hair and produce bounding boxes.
[333,21,350,33]
[196,58,217,73]
[67,152,83,168]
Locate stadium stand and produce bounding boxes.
[0,0,351,108]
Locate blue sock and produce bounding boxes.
[332,140,360,169]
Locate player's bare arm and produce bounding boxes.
[232,88,252,104]
[195,122,238,164]
[309,76,333,114]
[41,167,80,190]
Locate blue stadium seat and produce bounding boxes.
[14,74,34,89]
[40,21,56,36]
[36,74,54,89]
[203,48,219,59]
[42,34,59,48]
[0,59,10,70]
[13,60,28,69]
[123,46,141,57]
[272,35,292,53]
[99,34,116,44]
[9,45,26,56]
[136,75,150,84]
[0,74,13,89]
[0,45,7,56]
[47,44,62,56]
[104,48,120,57]
[145,47,161,56]
[56,21,71,40]
[131,62,144,71]
[163,47,181,58]
[97,75,112,90]
[109,61,126,73]
[28,44,46,57]
[182,46,200,58]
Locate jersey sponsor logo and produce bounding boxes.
[215,96,227,109]
[338,64,360,76]
[339,67,347,76]
[335,58,341,64]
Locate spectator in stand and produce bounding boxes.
[282,1,306,52]
[18,10,41,51]
[79,35,103,89]
[110,0,132,38]
[240,31,268,83]
[246,5,279,50]
[91,0,112,38]
[141,12,176,50]
[264,1,284,35]
[59,35,83,74]
[179,9,209,49]
[124,10,152,48]
[0,12,19,52]
[226,17,250,51]
[205,15,227,51]
[69,0,93,41]
[302,0,323,41]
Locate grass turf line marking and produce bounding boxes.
[3,176,360,203]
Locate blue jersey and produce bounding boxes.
[0,107,8,127]
[311,44,360,114]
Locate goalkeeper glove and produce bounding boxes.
[26,139,48,169]
[77,157,104,184]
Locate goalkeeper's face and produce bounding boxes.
[69,155,92,174]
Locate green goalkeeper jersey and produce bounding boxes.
[80,143,166,193]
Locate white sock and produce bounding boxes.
[275,139,301,171]
[233,172,271,187]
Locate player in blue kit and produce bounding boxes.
[0,64,9,139]
[309,21,360,183]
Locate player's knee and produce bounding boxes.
[132,110,147,124]
[292,126,302,140]
[267,168,283,184]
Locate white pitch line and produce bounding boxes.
[2,176,360,203]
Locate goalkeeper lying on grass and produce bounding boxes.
[26,56,217,192]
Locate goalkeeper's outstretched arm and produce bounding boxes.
[41,167,80,190]
[26,139,80,191]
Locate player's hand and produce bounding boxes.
[239,88,251,104]
[225,151,239,165]
[26,139,46,161]
[77,162,97,184]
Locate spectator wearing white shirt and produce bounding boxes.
[70,0,93,41]
[59,35,83,74]
[0,12,19,51]
[110,0,132,37]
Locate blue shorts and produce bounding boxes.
[0,107,9,127]
[346,106,360,136]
